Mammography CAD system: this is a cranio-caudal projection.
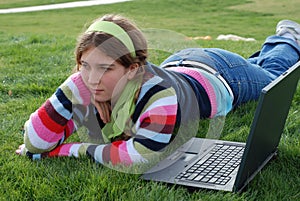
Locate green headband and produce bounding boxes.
[86,21,136,57]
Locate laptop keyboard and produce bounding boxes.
[176,144,244,185]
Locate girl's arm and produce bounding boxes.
[21,72,91,154]
[19,74,178,168]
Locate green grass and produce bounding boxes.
[0,0,299,200]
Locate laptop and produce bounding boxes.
[141,61,300,192]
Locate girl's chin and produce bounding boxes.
[95,98,110,102]
[94,97,110,102]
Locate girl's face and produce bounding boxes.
[80,47,131,102]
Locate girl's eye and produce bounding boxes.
[102,67,111,71]
[81,62,90,70]
[98,65,112,72]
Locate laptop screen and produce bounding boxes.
[234,62,300,192]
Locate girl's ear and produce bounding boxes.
[127,63,139,80]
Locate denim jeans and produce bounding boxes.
[160,35,300,107]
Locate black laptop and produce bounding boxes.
[141,61,300,192]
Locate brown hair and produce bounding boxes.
[75,14,148,71]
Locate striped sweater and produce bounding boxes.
[22,62,233,165]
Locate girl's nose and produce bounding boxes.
[88,70,102,85]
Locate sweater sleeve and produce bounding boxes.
[23,74,178,168]
[23,79,178,167]
[23,72,91,153]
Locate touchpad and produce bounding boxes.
[181,152,197,162]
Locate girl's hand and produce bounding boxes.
[16,144,42,160]
[15,144,26,156]
[91,97,111,123]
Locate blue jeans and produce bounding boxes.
[161,35,300,107]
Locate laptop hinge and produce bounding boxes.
[234,150,278,193]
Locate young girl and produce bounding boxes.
[16,14,300,170]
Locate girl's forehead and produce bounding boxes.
[82,47,115,63]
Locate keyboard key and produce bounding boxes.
[208,177,218,183]
[194,174,204,181]
[201,177,210,183]
[187,173,199,180]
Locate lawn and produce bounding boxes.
[0,0,299,200]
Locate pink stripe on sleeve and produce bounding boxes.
[167,67,217,117]
[31,111,64,143]
[118,141,132,165]
[58,143,75,156]
[70,72,91,106]
[139,104,178,124]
